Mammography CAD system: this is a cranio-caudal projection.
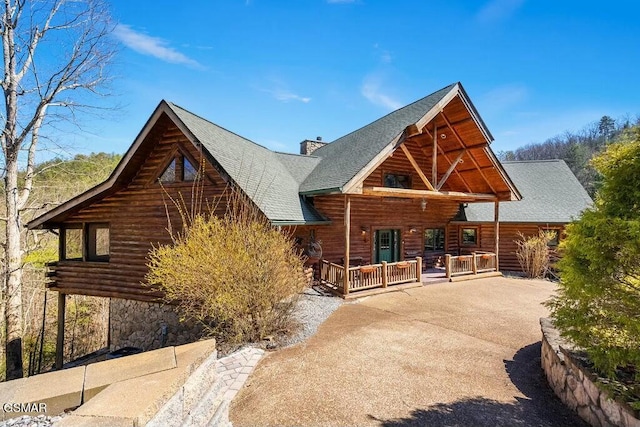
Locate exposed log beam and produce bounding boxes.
[446,116,474,128]
[437,149,466,191]
[440,111,497,194]
[344,195,351,295]
[494,200,500,271]
[423,119,473,192]
[435,145,473,192]
[432,124,438,186]
[399,144,435,191]
[439,144,488,157]
[363,186,497,201]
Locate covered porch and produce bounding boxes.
[319,251,500,298]
[308,84,520,297]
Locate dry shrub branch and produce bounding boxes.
[514,230,553,279]
[146,186,307,345]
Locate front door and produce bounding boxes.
[374,229,400,263]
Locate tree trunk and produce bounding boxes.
[5,159,23,380]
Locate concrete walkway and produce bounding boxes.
[230,277,587,426]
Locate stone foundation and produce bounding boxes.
[541,318,640,427]
[109,299,206,351]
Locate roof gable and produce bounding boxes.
[28,101,328,229]
[300,84,456,194]
[462,160,593,223]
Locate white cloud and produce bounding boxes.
[272,89,311,103]
[114,24,201,68]
[260,82,311,104]
[476,0,524,24]
[361,74,402,110]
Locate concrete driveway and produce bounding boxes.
[230,277,586,426]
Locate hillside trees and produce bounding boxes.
[1,0,116,380]
[498,115,638,196]
[548,125,640,391]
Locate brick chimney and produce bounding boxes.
[299,137,327,155]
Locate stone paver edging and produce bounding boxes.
[541,318,640,427]
[216,348,265,402]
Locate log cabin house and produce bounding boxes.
[450,159,592,271]
[26,82,588,361]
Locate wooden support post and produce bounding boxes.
[56,293,66,370]
[432,124,438,185]
[445,254,451,279]
[416,257,423,283]
[382,261,388,288]
[494,200,500,272]
[472,252,478,275]
[343,196,351,295]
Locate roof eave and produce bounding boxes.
[27,100,176,230]
[271,220,332,226]
[299,187,343,196]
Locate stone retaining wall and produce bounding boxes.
[110,298,206,351]
[541,318,640,427]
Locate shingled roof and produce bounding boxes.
[167,103,327,225]
[460,160,592,223]
[300,84,456,194]
[28,82,519,229]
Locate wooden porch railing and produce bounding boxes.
[444,251,497,279]
[320,257,422,295]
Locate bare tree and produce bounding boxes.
[1,0,115,380]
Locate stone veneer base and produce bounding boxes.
[109,298,206,351]
[540,317,640,427]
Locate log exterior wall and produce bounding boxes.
[52,122,228,301]
[449,222,565,272]
[309,195,461,265]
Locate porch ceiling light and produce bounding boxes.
[420,198,427,211]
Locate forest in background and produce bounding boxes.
[497,115,640,197]
[1,152,121,379]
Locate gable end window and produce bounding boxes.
[384,173,411,189]
[159,152,198,183]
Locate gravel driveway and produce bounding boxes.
[230,277,586,426]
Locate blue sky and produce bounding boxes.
[64,0,640,158]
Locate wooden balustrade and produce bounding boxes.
[320,257,422,295]
[445,252,497,279]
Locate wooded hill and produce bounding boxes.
[0,152,120,379]
[497,115,639,197]
[22,152,122,224]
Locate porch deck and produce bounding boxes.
[319,252,499,298]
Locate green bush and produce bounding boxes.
[145,189,307,344]
[547,126,640,396]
